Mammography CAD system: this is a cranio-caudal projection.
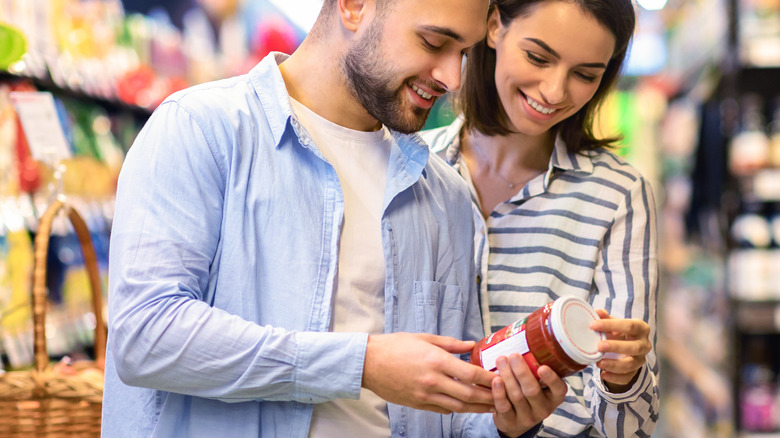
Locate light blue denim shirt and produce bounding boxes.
[102,53,498,438]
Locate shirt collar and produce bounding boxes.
[248,52,295,149]
[439,117,595,186]
[550,133,594,174]
[441,115,466,166]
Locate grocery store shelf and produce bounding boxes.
[733,300,780,333]
[0,70,151,118]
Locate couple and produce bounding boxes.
[102,0,659,437]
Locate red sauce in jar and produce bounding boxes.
[470,296,604,379]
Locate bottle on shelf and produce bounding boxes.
[729,94,770,177]
[729,199,774,300]
[769,96,780,169]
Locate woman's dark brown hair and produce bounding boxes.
[456,0,636,153]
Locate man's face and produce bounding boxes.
[341,0,488,133]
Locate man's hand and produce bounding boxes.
[491,354,567,437]
[362,333,496,414]
[590,309,651,393]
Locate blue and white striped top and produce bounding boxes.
[423,118,660,438]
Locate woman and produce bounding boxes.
[422,0,659,436]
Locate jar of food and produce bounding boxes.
[470,296,605,379]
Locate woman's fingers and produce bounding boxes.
[598,338,651,357]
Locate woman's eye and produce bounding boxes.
[576,72,598,83]
[525,51,547,65]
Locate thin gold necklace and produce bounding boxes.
[468,136,522,189]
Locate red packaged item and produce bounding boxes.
[471,296,605,379]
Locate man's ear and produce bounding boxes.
[486,8,502,49]
[338,0,369,32]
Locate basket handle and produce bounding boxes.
[31,199,107,373]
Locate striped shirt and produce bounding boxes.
[422,118,659,438]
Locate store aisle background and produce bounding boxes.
[1,0,780,437]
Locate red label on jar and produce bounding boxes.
[479,319,528,370]
[472,317,543,378]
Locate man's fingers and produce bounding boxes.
[363,333,499,414]
[444,357,497,389]
[421,390,495,414]
[432,365,495,412]
[412,350,496,406]
[423,333,476,354]
[404,375,495,413]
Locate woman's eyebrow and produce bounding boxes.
[525,38,560,58]
[525,37,607,69]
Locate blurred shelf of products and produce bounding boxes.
[2,0,780,437]
[640,0,780,436]
[0,0,305,375]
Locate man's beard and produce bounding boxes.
[341,20,431,134]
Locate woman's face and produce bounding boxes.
[487,1,616,136]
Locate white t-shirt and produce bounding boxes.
[290,98,392,438]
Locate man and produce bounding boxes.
[101,0,566,437]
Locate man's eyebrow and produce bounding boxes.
[525,37,608,69]
[418,25,465,43]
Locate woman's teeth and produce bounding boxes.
[526,96,556,115]
[411,84,433,100]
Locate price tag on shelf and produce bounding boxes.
[9,91,72,167]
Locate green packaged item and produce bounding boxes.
[0,23,27,70]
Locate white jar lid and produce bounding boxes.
[550,296,605,365]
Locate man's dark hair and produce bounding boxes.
[457,0,636,153]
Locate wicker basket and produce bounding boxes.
[0,199,107,437]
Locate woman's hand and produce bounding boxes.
[491,354,567,437]
[590,309,651,393]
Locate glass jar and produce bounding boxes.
[470,296,605,378]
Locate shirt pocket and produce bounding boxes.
[413,280,464,338]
